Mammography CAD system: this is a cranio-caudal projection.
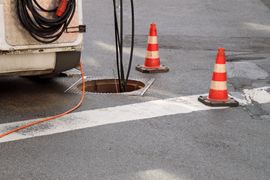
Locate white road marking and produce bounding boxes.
[232,86,270,105]
[0,87,269,143]
[243,87,270,104]
[245,22,270,32]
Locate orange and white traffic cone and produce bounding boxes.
[198,48,239,107]
[136,23,169,73]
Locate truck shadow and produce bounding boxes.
[0,77,79,124]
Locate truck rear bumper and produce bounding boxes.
[0,51,81,76]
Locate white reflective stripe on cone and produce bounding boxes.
[214,64,226,73]
[210,81,227,90]
[148,36,158,44]
[146,51,159,59]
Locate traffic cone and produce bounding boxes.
[198,48,239,107]
[136,23,169,73]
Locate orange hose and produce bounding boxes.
[0,63,86,139]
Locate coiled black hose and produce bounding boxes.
[17,0,76,44]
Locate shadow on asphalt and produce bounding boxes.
[0,77,79,124]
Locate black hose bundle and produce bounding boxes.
[17,0,76,44]
[112,0,135,92]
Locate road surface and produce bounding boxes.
[1,0,270,179]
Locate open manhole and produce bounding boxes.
[80,79,145,93]
[76,78,154,95]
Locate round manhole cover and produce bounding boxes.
[77,79,146,93]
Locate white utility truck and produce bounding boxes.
[0,0,84,77]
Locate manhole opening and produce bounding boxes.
[78,79,146,93]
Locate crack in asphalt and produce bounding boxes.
[124,35,270,53]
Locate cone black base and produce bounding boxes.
[136,65,169,73]
[198,96,239,107]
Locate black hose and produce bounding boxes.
[112,0,122,91]
[119,0,125,91]
[125,0,135,86]
[112,0,135,92]
[17,0,76,44]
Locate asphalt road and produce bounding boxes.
[1,0,270,179]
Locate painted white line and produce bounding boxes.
[0,87,269,143]
[232,86,270,105]
[243,87,270,104]
[245,22,270,32]
[0,95,222,143]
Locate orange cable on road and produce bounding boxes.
[0,63,86,139]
